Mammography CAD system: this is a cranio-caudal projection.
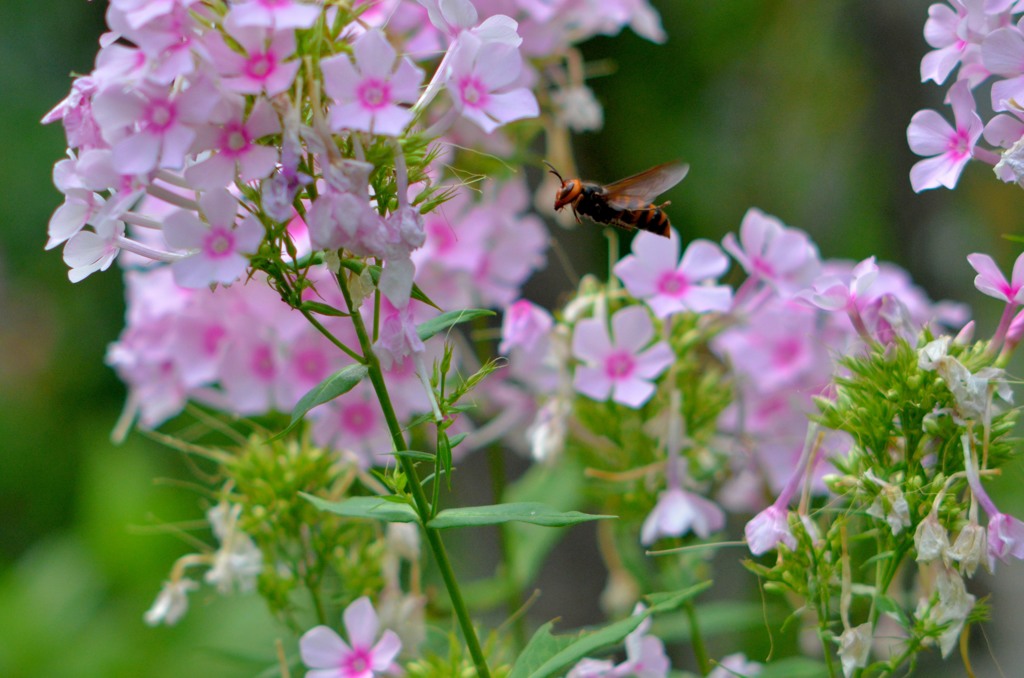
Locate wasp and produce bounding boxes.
[546,161,689,238]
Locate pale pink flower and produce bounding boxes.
[803,256,879,314]
[744,504,796,555]
[966,251,1024,302]
[374,302,426,371]
[500,300,553,354]
[722,208,820,296]
[205,19,301,96]
[614,233,732,318]
[106,1,209,85]
[229,0,321,29]
[445,32,539,133]
[640,487,726,545]
[921,1,979,85]
[42,75,105,150]
[185,96,281,189]
[322,29,424,136]
[572,305,673,408]
[708,654,762,678]
[217,332,281,415]
[63,217,124,282]
[109,0,200,31]
[163,189,264,288]
[567,605,670,678]
[906,80,982,191]
[299,597,403,678]
[92,78,221,175]
[982,24,1024,110]
[309,384,394,468]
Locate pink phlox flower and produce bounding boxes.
[416,0,522,44]
[108,0,200,31]
[374,301,426,371]
[572,305,673,408]
[300,596,403,678]
[744,503,797,555]
[445,31,539,133]
[91,77,221,176]
[967,251,1024,302]
[308,384,394,468]
[803,256,879,313]
[722,208,820,296]
[306,160,385,253]
[567,605,670,678]
[163,189,264,288]
[413,186,482,270]
[906,79,983,191]
[204,17,301,96]
[47,149,139,250]
[640,486,726,545]
[228,0,321,29]
[860,293,919,345]
[378,205,426,308]
[185,95,281,189]
[982,109,1024,183]
[43,75,107,150]
[106,1,209,85]
[63,215,125,282]
[985,512,1024,568]
[215,330,281,415]
[581,0,667,44]
[614,231,732,318]
[469,207,547,308]
[982,22,1024,111]
[322,29,424,136]
[713,299,820,393]
[275,330,344,409]
[500,299,554,354]
[921,0,989,85]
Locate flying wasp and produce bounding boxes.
[546,161,689,238]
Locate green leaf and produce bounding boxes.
[278,364,368,437]
[299,300,348,317]
[301,494,418,524]
[416,309,494,342]
[389,449,436,462]
[504,458,587,588]
[510,616,645,678]
[427,502,613,529]
[509,583,709,678]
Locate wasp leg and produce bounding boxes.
[571,205,581,224]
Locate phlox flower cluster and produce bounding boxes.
[905,0,1024,190]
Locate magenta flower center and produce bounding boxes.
[948,127,971,160]
[246,52,276,80]
[145,100,176,132]
[772,337,802,368]
[357,78,391,110]
[341,648,373,675]
[656,270,689,297]
[204,227,236,258]
[251,344,276,380]
[427,218,456,252]
[221,122,251,154]
[295,348,327,381]
[604,351,636,380]
[458,77,488,108]
[342,402,376,436]
[202,324,227,355]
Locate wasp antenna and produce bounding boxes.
[543,160,563,182]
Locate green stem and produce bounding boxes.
[335,271,492,678]
[300,308,364,363]
[685,600,710,675]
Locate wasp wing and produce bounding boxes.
[602,162,689,210]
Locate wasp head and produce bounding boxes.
[545,161,582,211]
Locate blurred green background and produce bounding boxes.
[3,0,1024,676]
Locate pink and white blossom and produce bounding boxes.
[299,597,403,678]
[204,19,301,96]
[640,486,726,545]
[906,80,983,191]
[163,189,264,288]
[322,29,424,136]
[445,32,539,133]
[614,232,732,318]
[572,305,673,408]
[185,96,281,190]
